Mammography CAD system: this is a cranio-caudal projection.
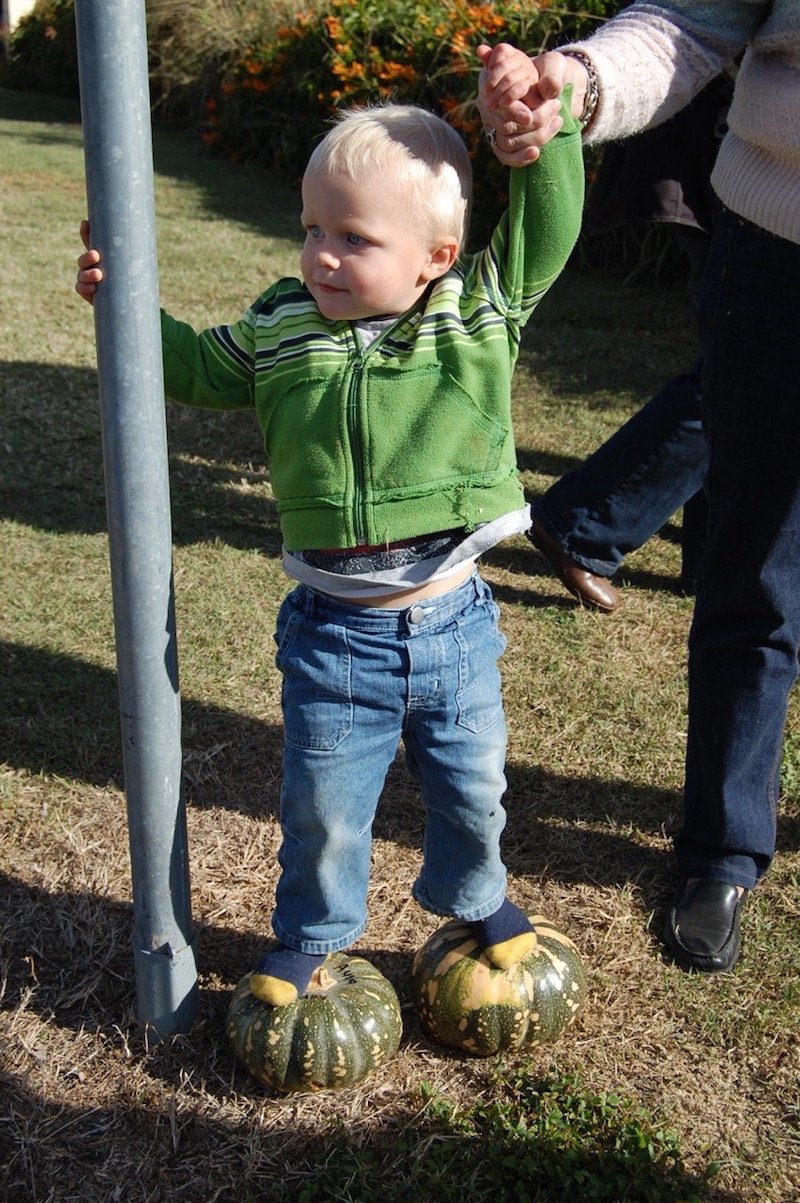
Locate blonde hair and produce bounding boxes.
[305,104,472,251]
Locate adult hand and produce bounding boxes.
[531,50,591,119]
[478,48,591,167]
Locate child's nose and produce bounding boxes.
[316,245,339,269]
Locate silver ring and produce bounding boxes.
[484,127,497,147]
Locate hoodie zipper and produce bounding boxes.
[346,315,413,550]
[346,348,367,545]
[346,307,421,546]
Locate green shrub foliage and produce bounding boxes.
[203,1,612,239]
[4,0,628,245]
[2,0,79,96]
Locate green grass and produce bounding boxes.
[291,1068,714,1203]
[2,88,799,1203]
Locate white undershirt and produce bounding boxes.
[283,505,531,599]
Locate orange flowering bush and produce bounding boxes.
[204,0,612,243]
[4,0,619,242]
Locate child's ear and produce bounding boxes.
[420,237,459,282]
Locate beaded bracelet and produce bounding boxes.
[561,48,600,129]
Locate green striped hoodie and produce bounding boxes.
[161,111,584,551]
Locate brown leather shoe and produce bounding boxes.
[529,519,623,613]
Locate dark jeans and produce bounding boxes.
[533,226,711,584]
[533,364,708,581]
[679,206,800,888]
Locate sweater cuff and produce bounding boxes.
[566,10,712,147]
[565,39,630,145]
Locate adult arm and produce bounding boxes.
[481,1,767,165]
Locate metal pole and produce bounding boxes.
[74,0,198,1037]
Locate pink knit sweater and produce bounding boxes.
[571,1,800,244]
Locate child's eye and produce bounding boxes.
[307,225,323,239]
[346,232,364,246]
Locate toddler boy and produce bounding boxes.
[77,44,584,1006]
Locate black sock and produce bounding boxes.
[250,946,327,1006]
[471,899,534,969]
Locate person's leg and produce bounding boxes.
[532,227,711,607]
[677,228,713,597]
[252,587,405,1004]
[533,362,707,581]
[665,207,800,970]
[404,574,535,968]
[679,488,709,595]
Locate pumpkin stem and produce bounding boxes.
[307,965,338,994]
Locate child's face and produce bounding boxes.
[300,165,455,321]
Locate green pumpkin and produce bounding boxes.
[227,952,403,1092]
[411,914,587,1057]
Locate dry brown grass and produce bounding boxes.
[1,89,799,1203]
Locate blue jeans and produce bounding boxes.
[679,206,800,889]
[533,227,710,581]
[272,572,509,954]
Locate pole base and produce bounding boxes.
[134,939,199,1040]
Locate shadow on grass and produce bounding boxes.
[1,86,302,243]
[0,640,282,818]
[2,360,685,599]
[0,87,82,124]
[483,537,688,601]
[0,1048,724,1203]
[0,639,679,906]
[4,640,797,880]
[0,866,263,1024]
[0,636,670,843]
[0,874,724,1203]
[0,361,281,552]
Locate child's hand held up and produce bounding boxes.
[75,219,103,304]
[477,42,565,167]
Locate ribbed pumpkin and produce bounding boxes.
[227,952,402,1092]
[411,914,586,1056]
